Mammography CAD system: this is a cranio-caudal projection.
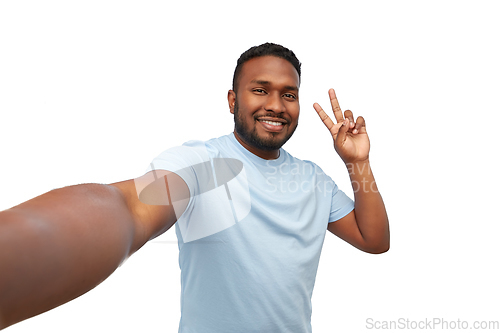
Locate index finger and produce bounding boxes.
[329,88,344,123]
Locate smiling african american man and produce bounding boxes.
[0,43,389,332]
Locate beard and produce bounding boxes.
[233,100,296,151]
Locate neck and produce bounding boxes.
[233,131,280,160]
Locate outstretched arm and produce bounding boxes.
[0,171,187,329]
[314,88,389,254]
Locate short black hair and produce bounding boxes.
[232,42,301,93]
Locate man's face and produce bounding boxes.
[228,56,300,159]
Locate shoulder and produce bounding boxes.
[151,134,232,168]
[178,134,233,158]
[203,134,234,155]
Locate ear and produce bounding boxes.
[227,90,236,114]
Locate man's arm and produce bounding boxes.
[314,88,389,254]
[0,171,187,329]
[327,160,389,254]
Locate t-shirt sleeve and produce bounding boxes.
[144,140,212,198]
[328,181,355,223]
[144,140,250,243]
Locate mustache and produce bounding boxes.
[254,113,289,122]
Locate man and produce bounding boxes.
[0,43,389,332]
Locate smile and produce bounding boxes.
[260,120,283,126]
[257,119,286,132]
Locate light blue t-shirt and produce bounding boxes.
[146,133,354,333]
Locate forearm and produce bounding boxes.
[347,160,390,252]
[0,183,146,329]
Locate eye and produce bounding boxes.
[253,88,267,94]
[283,93,297,101]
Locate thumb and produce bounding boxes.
[335,119,349,147]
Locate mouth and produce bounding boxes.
[257,118,287,132]
[257,117,287,132]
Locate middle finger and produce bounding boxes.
[329,88,344,123]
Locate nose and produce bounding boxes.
[264,92,286,113]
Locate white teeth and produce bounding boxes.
[260,120,283,126]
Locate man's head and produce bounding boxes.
[228,43,301,160]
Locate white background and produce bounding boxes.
[1,1,499,332]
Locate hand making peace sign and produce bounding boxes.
[313,89,370,164]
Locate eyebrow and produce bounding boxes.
[250,79,298,92]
